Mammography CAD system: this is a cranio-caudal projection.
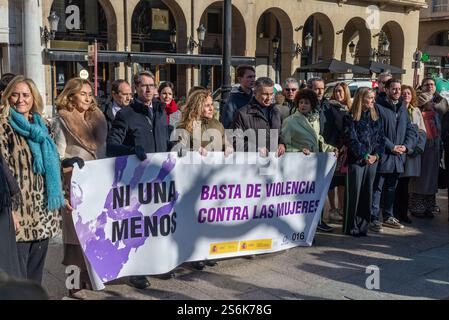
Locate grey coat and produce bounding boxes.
[401,107,427,178]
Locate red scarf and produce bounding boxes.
[162,99,178,124]
[422,110,438,140]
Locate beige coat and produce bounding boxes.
[52,108,107,245]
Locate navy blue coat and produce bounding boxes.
[375,95,418,173]
[318,99,339,147]
[220,87,253,129]
[344,112,385,166]
[107,99,170,157]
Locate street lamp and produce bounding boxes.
[41,11,60,49]
[292,33,313,58]
[348,41,356,57]
[170,29,177,52]
[188,24,206,53]
[371,31,390,63]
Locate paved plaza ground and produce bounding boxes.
[42,192,449,300]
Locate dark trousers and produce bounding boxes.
[394,177,410,221]
[371,172,400,222]
[16,239,49,285]
[343,162,377,235]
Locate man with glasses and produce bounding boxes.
[278,78,299,121]
[102,79,133,131]
[375,72,392,102]
[107,71,171,289]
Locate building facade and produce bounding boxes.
[0,0,426,115]
[419,0,449,79]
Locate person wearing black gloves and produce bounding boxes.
[106,71,171,289]
[53,78,108,299]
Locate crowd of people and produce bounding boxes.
[0,66,448,298]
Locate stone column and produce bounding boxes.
[22,0,47,113]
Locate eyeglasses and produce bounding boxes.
[285,88,297,92]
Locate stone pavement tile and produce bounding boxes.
[380,274,449,300]
[212,260,312,300]
[236,289,281,300]
[42,271,67,300]
[174,270,258,299]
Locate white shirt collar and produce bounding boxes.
[112,101,122,117]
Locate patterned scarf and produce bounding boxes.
[303,110,320,124]
[422,110,438,140]
[9,109,65,211]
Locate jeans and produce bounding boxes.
[371,173,400,222]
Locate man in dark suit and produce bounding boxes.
[107,71,171,289]
[371,78,417,233]
[307,77,338,233]
[102,80,133,131]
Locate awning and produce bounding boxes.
[46,49,256,66]
[363,61,406,74]
[297,59,371,74]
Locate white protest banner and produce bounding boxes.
[70,152,336,290]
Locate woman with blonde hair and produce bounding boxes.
[327,82,352,222]
[53,77,107,298]
[177,89,232,156]
[0,75,65,283]
[343,87,385,236]
[176,89,232,270]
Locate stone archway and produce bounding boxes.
[46,0,117,49]
[128,0,188,53]
[199,2,247,56]
[381,21,405,69]
[303,13,334,65]
[255,8,293,83]
[341,17,371,66]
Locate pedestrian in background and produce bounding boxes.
[327,82,352,223]
[278,78,299,121]
[409,91,441,219]
[394,85,426,224]
[158,81,178,124]
[221,65,255,129]
[101,79,132,131]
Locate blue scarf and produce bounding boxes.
[9,109,65,211]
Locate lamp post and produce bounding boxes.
[221,0,232,107]
[293,33,313,58]
[170,29,177,52]
[272,37,280,84]
[41,11,60,49]
[371,31,390,63]
[188,24,206,53]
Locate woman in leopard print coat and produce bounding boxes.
[0,76,64,284]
